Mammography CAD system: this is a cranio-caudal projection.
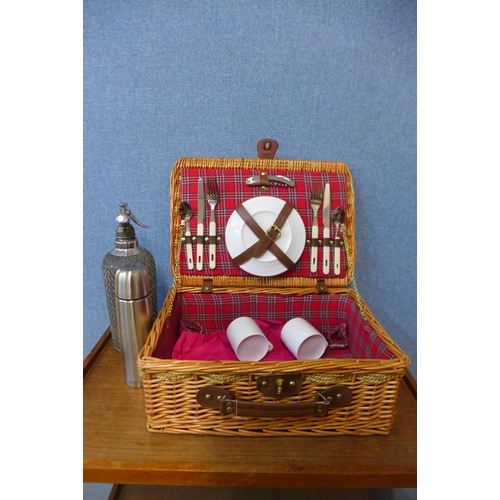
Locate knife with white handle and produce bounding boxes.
[322,183,331,275]
[196,178,205,271]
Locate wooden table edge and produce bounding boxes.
[85,465,416,489]
[84,327,112,379]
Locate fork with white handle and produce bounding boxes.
[206,178,220,269]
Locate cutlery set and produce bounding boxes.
[179,176,344,275]
[309,182,343,276]
[309,183,322,273]
[178,177,220,271]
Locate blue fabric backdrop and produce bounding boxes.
[84,0,416,371]
[84,1,416,498]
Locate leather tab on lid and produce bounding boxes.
[201,279,213,294]
[316,279,328,294]
[257,139,279,159]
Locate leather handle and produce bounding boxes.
[220,399,328,417]
[196,385,352,418]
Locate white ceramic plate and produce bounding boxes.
[225,196,306,276]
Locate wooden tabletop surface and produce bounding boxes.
[84,329,417,489]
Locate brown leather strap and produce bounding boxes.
[232,202,295,269]
[250,201,293,257]
[257,139,279,159]
[201,279,213,294]
[316,279,328,294]
[259,171,269,187]
[220,399,329,417]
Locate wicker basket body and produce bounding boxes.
[138,156,410,436]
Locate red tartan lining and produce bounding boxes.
[152,293,395,361]
[178,167,348,278]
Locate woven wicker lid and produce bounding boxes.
[169,155,356,291]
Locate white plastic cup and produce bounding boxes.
[281,318,328,360]
[226,317,273,361]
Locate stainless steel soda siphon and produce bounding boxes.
[102,203,157,351]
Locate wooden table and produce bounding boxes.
[84,329,416,497]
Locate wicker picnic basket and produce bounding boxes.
[138,141,410,436]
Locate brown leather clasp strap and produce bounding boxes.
[232,202,295,269]
[196,385,352,418]
[257,139,279,159]
[201,279,213,294]
[258,171,269,188]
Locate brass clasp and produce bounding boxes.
[266,224,282,241]
[275,378,284,395]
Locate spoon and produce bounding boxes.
[332,207,345,276]
[179,201,194,270]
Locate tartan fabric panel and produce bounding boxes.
[178,167,348,277]
[152,298,181,359]
[154,292,395,361]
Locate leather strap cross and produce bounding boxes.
[232,201,295,269]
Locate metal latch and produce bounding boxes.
[255,373,302,398]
